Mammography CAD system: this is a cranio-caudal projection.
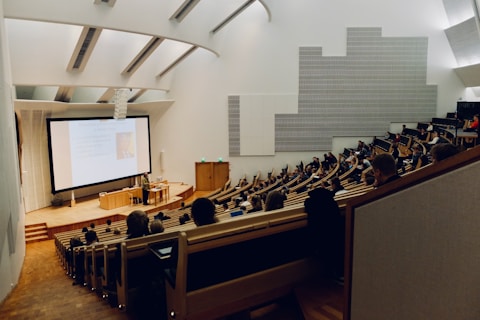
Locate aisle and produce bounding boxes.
[0,240,133,320]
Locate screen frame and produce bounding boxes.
[46,115,151,194]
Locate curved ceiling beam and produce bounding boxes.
[2,0,221,57]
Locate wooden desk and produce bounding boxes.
[99,187,142,210]
[445,129,478,146]
[149,184,169,206]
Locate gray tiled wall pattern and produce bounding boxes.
[229,27,437,154]
[228,95,241,156]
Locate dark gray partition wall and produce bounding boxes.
[349,159,480,320]
[229,27,437,155]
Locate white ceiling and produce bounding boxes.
[3,0,270,104]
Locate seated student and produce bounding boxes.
[191,197,217,226]
[126,210,150,239]
[371,153,401,187]
[417,127,429,141]
[393,133,401,143]
[428,131,440,145]
[321,153,330,171]
[463,115,479,147]
[430,143,460,164]
[391,142,408,172]
[247,195,263,213]
[264,190,285,212]
[304,187,344,283]
[308,156,321,172]
[178,213,191,225]
[464,114,479,132]
[327,152,338,169]
[149,219,164,234]
[70,236,86,286]
[222,203,230,212]
[419,130,440,151]
[351,155,371,183]
[239,193,251,207]
[118,211,165,316]
[345,150,355,165]
[404,144,423,171]
[85,230,99,245]
[330,177,347,196]
[105,219,112,232]
[356,141,369,158]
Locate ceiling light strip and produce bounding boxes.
[67,27,102,72]
[122,37,164,75]
[157,46,198,78]
[54,86,75,102]
[128,89,147,103]
[170,0,202,22]
[97,88,115,103]
[211,0,256,34]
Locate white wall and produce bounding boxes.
[5,0,467,188]
[151,0,466,186]
[0,2,26,304]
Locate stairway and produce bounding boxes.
[294,278,344,320]
[25,223,49,243]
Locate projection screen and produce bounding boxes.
[47,116,151,193]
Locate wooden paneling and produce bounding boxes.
[99,187,142,210]
[195,162,229,191]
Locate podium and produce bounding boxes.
[99,187,142,210]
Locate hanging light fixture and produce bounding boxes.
[113,88,129,119]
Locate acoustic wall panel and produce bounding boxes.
[228,96,240,156]
[229,27,437,154]
[231,94,298,156]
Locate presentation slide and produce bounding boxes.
[47,116,151,193]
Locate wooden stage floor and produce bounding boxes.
[25,182,193,230]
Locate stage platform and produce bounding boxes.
[25,182,194,238]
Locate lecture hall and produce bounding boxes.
[1,1,480,319]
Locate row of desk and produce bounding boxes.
[443,128,478,146]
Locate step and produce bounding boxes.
[25,223,49,242]
[25,222,47,229]
[25,230,49,238]
[26,235,49,243]
[294,278,344,320]
[25,225,48,232]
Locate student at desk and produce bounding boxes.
[403,144,423,172]
[464,114,479,132]
[417,127,429,141]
